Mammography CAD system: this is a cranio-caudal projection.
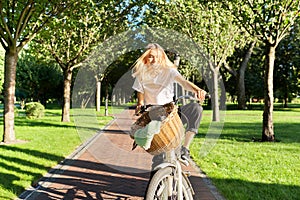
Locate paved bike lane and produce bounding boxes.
[19,108,225,200]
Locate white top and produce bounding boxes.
[132,68,181,105]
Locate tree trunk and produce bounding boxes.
[174,54,180,100]
[2,48,18,143]
[237,71,246,109]
[262,45,275,141]
[105,84,109,116]
[212,67,220,122]
[62,69,72,122]
[96,80,101,112]
[283,97,288,108]
[237,42,255,109]
[283,85,288,108]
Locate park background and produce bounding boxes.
[0,0,299,199]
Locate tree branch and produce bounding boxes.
[223,61,237,76]
[15,1,34,40]
[0,37,7,50]
[0,1,13,44]
[18,1,70,50]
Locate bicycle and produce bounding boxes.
[145,146,194,200]
[132,95,208,200]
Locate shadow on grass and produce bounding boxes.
[0,145,65,198]
[12,118,74,128]
[209,177,300,200]
[0,145,64,161]
[44,111,62,116]
[197,121,300,143]
[226,103,300,111]
[0,172,24,198]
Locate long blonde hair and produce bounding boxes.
[132,43,176,80]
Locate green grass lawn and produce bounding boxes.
[191,106,300,200]
[0,107,113,200]
[0,103,299,200]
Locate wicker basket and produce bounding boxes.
[132,103,185,155]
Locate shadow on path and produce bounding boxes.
[20,159,150,199]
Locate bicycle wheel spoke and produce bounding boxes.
[152,176,169,199]
[156,181,166,196]
[146,164,194,200]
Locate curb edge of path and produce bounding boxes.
[18,112,225,200]
[17,119,116,200]
[189,159,226,200]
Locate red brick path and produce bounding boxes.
[19,109,224,200]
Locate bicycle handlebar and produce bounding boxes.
[135,94,210,116]
[175,94,211,104]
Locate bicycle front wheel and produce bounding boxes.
[146,167,193,200]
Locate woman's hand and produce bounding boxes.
[196,89,207,102]
[135,105,142,116]
[135,92,144,116]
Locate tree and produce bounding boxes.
[224,41,256,109]
[222,0,300,141]
[143,0,247,121]
[245,44,265,102]
[103,51,140,106]
[16,51,63,105]
[0,46,4,95]
[0,0,69,143]
[274,22,300,107]
[32,0,135,122]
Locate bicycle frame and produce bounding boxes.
[140,95,204,199]
[152,149,194,200]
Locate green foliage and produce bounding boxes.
[178,59,202,82]
[28,0,138,121]
[244,44,265,98]
[25,102,45,119]
[143,0,248,67]
[0,0,71,51]
[16,51,63,104]
[221,0,300,138]
[104,50,140,86]
[222,0,300,46]
[31,0,133,69]
[0,0,77,142]
[274,20,300,100]
[142,0,249,121]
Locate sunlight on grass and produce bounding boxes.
[0,107,114,199]
[0,103,299,200]
[191,109,300,200]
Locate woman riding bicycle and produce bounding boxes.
[131,43,206,162]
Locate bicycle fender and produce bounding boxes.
[183,173,195,195]
[153,162,175,171]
